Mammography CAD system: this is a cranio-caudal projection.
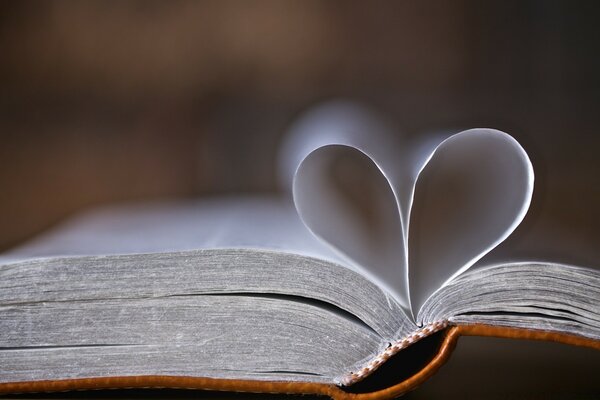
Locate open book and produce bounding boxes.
[1,102,599,398]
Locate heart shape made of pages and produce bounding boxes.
[280,102,534,317]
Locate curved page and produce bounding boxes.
[408,130,533,314]
[279,101,410,309]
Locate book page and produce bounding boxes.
[278,101,412,310]
[419,262,600,340]
[408,130,533,313]
[1,249,403,384]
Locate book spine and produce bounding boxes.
[336,320,449,386]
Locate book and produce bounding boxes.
[0,101,598,399]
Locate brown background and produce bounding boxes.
[1,0,599,263]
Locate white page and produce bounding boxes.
[408,130,534,314]
[279,101,412,310]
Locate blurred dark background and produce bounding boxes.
[1,0,599,264]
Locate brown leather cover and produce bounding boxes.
[1,323,598,399]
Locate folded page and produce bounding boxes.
[279,101,411,310]
[408,130,533,314]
